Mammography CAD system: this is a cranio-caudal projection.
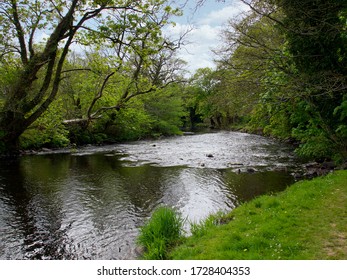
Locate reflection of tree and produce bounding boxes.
[58,154,175,259]
[71,154,171,218]
[0,150,297,259]
[0,153,180,259]
[0,158,76,259]
[114,165,174,212]
[223,171,294,205]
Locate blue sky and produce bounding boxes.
[37,1,248,75]
[166,0,250,74]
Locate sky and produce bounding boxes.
[165,0,250,74]
[37,1,249,75]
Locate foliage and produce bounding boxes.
[137,206,184,260]
[0,0,186,152]
[214,0,347,162]
[170,170,347,260]
[276,0,347,74]
[272,0,347,161]
[104,103,154,141]
[19,98,70,149]
[58,55,186,144]
[184,68,226,129]
[2,0,346,161]
[143,85,186,136]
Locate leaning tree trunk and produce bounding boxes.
[0,111,27,152]
[0,1,79,153]
[0,51,57,152]
[0,47,67,153]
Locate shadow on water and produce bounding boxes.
[0,158,77,259]
[0,132,299,259]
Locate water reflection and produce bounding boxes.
[0,159,76,259]
[0,132,298,259]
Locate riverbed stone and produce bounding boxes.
[247,168,256,173]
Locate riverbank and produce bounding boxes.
[169,170,347,259]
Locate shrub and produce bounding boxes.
[137,206,184,259]
[19,98,70,149]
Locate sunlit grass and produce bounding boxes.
[137,206,184,260]
[170,170,347,260]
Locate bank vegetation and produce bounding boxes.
[1,0,346,165]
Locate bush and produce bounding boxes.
[137,206,184,260]
[19,99,70,149]
[107,105,154,141]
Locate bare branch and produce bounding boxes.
[87,72,116,120]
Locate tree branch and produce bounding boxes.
[87,72,116,120]
[10,0,28,64]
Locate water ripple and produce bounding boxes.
[0,131,298,259]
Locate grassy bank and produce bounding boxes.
[169,170,347,260]
[137,207,184,260]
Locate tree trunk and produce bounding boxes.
[0,112,27,152]
[0,1,79,153]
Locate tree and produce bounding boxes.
[184,68,221,128]
[214,0,347,160]
[0,0,183,152]
[265,0,347,159]
[58,47,187,144]
[212,2,289,130]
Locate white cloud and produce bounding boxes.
[164,22,222,74]
[177,24,221,73]
[166,0,250,75]
[191,24,220,41]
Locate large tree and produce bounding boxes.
[226,0,347,160]
[215,3,286,124]
[260,0,346,159]
[0,0,182,152]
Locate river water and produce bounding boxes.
[0,131,301,259]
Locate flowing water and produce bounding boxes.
[0,131,302,259]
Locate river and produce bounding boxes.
[0,131,302,259]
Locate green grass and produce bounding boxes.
[137,206,184,259]
[169,170,347,260]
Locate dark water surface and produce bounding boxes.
[0,132,301,259]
